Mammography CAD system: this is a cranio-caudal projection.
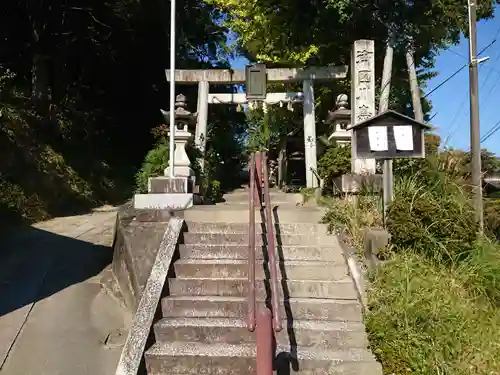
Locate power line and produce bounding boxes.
[423,41,494,99]
[423,65,467,98]
[481,119,500,143]
[445,63,487,143]
[440,29,500,143]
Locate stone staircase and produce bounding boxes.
[144,188,382,375]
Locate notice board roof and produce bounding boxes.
[346,110,433,131]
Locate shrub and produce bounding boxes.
[317,144,351,188]
[134,142,169,193]
[204,179,222,203]
[387,174,478,263]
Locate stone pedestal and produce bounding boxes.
[134,176,194,210]
[133,94,197,211]
[332,174,382,194]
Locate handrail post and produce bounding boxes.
[262,152,282,332]
[255,151,263,206]
[248,153,256,332]
[256,306,273,375]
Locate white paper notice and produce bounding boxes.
[393,125,414,151]
[368,126,388,151]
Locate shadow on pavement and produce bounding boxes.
[0,227,112,317]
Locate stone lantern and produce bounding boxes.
[134,94,197,210]
[161,94,197,179]
[326,94,351,147]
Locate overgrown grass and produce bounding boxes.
[321,170,500,374]
[321,193,383,250]
[366,247,500,375]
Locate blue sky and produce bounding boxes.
[429,14,500,154]
[228,11,500,155]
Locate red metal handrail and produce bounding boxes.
[247,153,257,332]
[250,151,280,375]
[256,306,273,375]
[262,152,282,332]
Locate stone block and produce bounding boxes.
[134,193,193,210]
[362,228,390,270]
[111,202,180,312]
[149,177,193,193]
[332,174,382,194]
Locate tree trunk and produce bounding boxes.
[405,48,424,122]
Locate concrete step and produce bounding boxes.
[179,244,344,262]
[230,187,284,194]
[162,296,363,322]
[173,259,348,281]
[168,278,358,299]
[219,201,302,209]
[182,232,339,246]
[145,342,382,375]
[183,206,325,223]
[223,191,302,204]
[185,222,329,235]
[154,317,369,349]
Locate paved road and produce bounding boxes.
[0,208,131,375]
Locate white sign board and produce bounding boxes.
[368,126,388,151]
[393,125,414,151]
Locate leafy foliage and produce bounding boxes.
[134,142,170,194]
[387,173,478,263]
[203,0,497,125]
[0,0,231,222]
[317,143,351,187]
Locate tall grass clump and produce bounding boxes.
[364,170,500,374]
[366,251,500,375]
[387,172,478,263]
[321,191,383,250]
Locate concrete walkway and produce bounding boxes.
[0,208,131,375]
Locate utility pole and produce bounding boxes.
[468,0,484,232]
[168,0,177,178]
[380,40,394,224]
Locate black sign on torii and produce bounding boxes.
[245,64,267,101]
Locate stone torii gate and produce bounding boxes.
[165,66,347,188]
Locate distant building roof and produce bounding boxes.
[484,176,500,189]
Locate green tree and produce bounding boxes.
[203,0,498,121]
[0,0,233,221]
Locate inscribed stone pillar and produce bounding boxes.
[302,80,318,188]
[196,81,209,168]
[351,40,377,174]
